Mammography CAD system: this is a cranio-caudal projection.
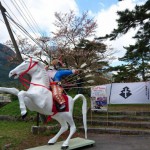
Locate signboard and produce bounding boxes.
[109,82,150,104]
[91,85,107,111]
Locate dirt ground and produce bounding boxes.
[15,131,84,150]
[15,132,150,150]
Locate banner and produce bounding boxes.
[91,85,107,111]
[145,81,150,101]
[109,82,150,104]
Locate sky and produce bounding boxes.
[0,0,147,66]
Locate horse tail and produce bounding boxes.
[73,94,87,139]
[0,87,19,96]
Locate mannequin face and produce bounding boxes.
[54,62,62,70]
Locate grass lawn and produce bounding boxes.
[108,104,150,112]
[0,120,62,149]
[0,93,89,149]
[0,120,84,150]
[0,93,150,149]
[0,121,36,149]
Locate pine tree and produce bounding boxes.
[98,0,150,81]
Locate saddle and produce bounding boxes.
[46,94,69,123]
[52,94,69,113]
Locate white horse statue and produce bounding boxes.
[0,58,87,149]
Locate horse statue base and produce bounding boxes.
[25,137,95,150]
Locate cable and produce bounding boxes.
[13,0,39,37]
[4,17,42,60]
[12,29,31,54]
[1,1,48,56]
[19,0,43,35]
[2,0,24,27]
[1,1,41,48]
[1,14,36,58]
[0,18,4,23]
[10,0,39,38]
[2,0,43,38]
[6,13,42,48]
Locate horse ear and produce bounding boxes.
[32,58,39,62]
[32,59,45,68]
[23,57,39,62]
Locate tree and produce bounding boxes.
[52,10,97,49]
[4,10,114,86]
[119,41,150,81]
[98,0,150,81]
[111,65,140,82]
[4,36,55,65]
[51,10,114,85]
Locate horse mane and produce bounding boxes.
[37,61,50,87]
[24,58,49,87]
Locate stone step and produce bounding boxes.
[88,111,150,116]
[0,102,11,108]
[79,126,150,135]
[86,120,150,129]
[0,115,15,121]
[0,94,11,108]
[0,94,11,102]
[75,116,150,121]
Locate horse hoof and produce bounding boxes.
[48,143,55,145]
[22,112,27,119]
[61,146,69,150]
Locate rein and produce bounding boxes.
[19,58,49,90]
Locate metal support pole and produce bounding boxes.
[0,1,23,62]
[36,113,40,126]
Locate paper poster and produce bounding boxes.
[91,85,107,111]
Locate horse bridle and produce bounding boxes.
[20,58,38,76]
[19,58,49,90]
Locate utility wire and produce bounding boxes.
[1,1,48,56]
[2,0,24,28]
[12,0,38,37]
[15,0,42,36]
[1,12,36,58]
[10,0,39,38]
[0,18,4,23]
[2,12,35,46]
[1,1,30,49]
[1,1,42,48]
[2,0,42,41]
[6,13,42,48]
[19,0,43,35]
[12,28,30,54]
[5,16,44,61]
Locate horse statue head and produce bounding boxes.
[9,58,49,89]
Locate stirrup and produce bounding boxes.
[59,103,66,111]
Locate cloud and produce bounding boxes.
[99,2,105,8]
[0,0,78,43]
[0,22,9,43]
[95,0,147,66]
[27,0,79,33]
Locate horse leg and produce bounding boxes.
[0,87,19,95]
[61,114,76,149]
[48,115,68,145]
[18,91,28,118]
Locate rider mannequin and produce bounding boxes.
[46,59,78,111]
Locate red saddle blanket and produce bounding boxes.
[52,94,69,113]
[46,94,69,122]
